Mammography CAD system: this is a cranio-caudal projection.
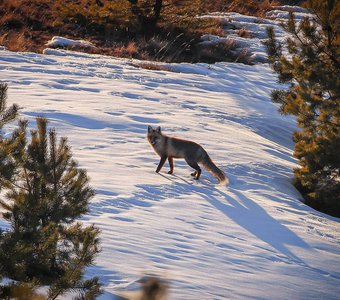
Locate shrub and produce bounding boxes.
[0,85,102,298]
[265,0,340,216]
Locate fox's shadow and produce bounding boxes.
[158,165,310,263]
[85,162,338,281]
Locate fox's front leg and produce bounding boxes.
[156,155,167,173]
[168,157,174,174]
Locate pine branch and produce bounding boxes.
[1,178,30,192]
[0,83,19,130]
[47,227,100,300]
[0,104,19,128]
[22,165,32,195]
[283,13,338,71]
[49,129,58,194]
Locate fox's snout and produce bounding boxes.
[148,135,159,145]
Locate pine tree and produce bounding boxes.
[264,0,340,216]
[0,83,18,131]
[0,117,102,299]
[0,82,19,192]
[0,82,25,298]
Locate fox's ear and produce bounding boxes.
[147,125,153,133]
[156,126,161,133]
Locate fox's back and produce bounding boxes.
[167,136,206,160]
[147,126,207,161]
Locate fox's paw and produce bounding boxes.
[168,170,173,174]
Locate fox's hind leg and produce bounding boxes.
[185,159,201,180]
[168,157,174,174]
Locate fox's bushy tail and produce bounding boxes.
[201,155,229,185]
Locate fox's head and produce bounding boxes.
[147,125,162,146]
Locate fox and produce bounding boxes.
[147,126,228,184]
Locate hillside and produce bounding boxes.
[0,45,339,299]
[0,0,305,63]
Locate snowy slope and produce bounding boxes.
[200,5,312,63]
[0,47,339,300]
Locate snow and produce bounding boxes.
[198,12,285,63]
[266,9,311,21]
[0,46,339,299]
[45,36,95,48]
[199,6,314,63]
[271,5,309,13]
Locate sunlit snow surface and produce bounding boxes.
[45,36,95,49]
[0,45,339,299]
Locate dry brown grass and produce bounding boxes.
[0,0,56,28]
[237,28,253,38]
[194,38,253,64]
[132,62,172,72]
[0,30,43,52]
[228,0,277,17]
[201,0,279,17]
[6,32,28,51]
[0,0,57,52]
[191,19,225,37]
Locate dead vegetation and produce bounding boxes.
[132,62,173,72]
[201,0,276,17]
[0,0,302,63]
[237,28,253,38]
